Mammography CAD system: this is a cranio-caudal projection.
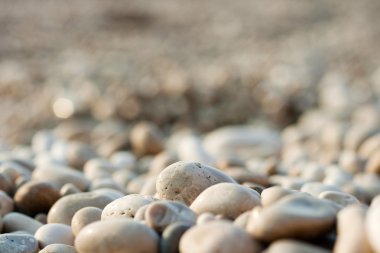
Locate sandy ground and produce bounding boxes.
[0,0,380,143]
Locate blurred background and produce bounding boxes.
[1,0,380,144]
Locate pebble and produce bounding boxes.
[47,192,115,224]
[179,220,261,253]
[130,121,164,156]
[33,165,90,191]
[144,200,197,232]
[264,239,330,253]
[14,180,60,216]
[366,199,380,252]
[39,244,77,253]
[190,182,261,219]
[160,223,191,253]
[0,173,13,195]
[318,191,359,208]
[246,194,337,241]
[75,218,159,253]
[0,190,13,216]
[35,224,74,248]
[3,212,43,234]
[101,194,155,220]
[335,205,372,253]
[156,161,236,205]
[0,233,39,253]
[71,207,102,236]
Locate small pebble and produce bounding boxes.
[35,223,74,248]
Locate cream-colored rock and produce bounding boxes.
[39,244,77,253]
[261,186,298,207]
[247,195,337,241]
[3,212,43,234]
[156,161,236,205]
[177,134,215,165]
[318,191,360,208]
[33,165,90,191]
[48,192,115,225]
[101,194,155,220]
[0,233,39,253]
[300,182,341,197]
[145,200,196,232]
[180,220,261,253]
[203,126,281,160]
[75,219,159,253]
[35,224,74,248]
[0,190,13,216]
[335,205,372,253]
[83,158,118,181]
[366,200,380,252]
[71,207,102,236]
[190,183,261,219]
[265,239,330,253]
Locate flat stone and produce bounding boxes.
[0,233,38,253]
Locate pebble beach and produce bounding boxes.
[1,1,380,252]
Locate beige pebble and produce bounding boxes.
[35,224,74,248]
[366,199,380,252]
[39,244,77,253]
[71,207,102,236]
[338,150,364,174]
[33,165,90,191]
[101,194,155,220]
[318,191,359,208]
[269,175,305,190]
[358,133,380,159]
[0,190,13,216]
[0,161,32,182]
[196,212,217,225]
[247,195,337,241]
[139,176,158,196]
[156,161,236,205]
[224,167,270,186]
[3,212,43,234]
[130,121,164,156]
[203,126,281,161]
[261,186,298,207]
[300,182,341,197]
[0,233,39,253]
[365,149,380,174]
[190,183,261,219]
[110,151,136,171]
[145,200,196,232]
[89,178,125,193]
[48,192,115,224]
[177,134,215,165]
[265,239,330,253]
[335,205,372,253]
[344,126,378,152]
[180,220,261,253]
[353,173,380,201]
[148,152,177,176]
[60,183,81,197]
[233,211,251,229]
[14,180,60,216]
[75,219,159,253]
[83,158,118,181]
[31,130,56,153]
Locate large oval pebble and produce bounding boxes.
[35,224,74,248]
[3,212,43,234]
[156,161,236,205]
[247,195,337,241]
[190,183,261,219]
[48,192,115,224]
[75,219,159,253]
[101,194,155,220]
[180,220,261,253]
